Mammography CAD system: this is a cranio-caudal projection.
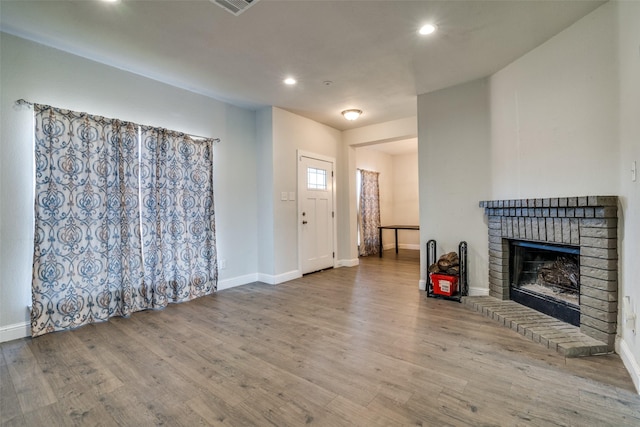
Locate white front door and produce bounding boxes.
[299,155,334,274]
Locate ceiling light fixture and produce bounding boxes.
[342,109,362,121]
[284,77,297,85]
[419,24,437,35]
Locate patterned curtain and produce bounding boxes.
[31,105,218,337]
[139,128,217,306]
[359,169,381,256]
[31,105,144,337]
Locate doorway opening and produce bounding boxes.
[354,139,419,258]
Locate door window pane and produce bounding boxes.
[307,167,327,190]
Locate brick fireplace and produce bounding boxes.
[479,196,618,350]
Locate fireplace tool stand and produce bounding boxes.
[426,240,468,302]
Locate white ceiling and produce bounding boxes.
[0,0,605,131]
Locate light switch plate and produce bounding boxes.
[289,191,296,201]
[281,192,288,201]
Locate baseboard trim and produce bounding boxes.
[0,321,30,343]
[217,273,259,291]
[383,244,420,251]
[257,270,302,285]
[469,287,490,297]
[418,281,488,297]
[398,244,420,250]
[257,273,276,285]
[617,337,640,394]
[336,258,359,268]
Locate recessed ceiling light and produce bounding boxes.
[342,109,362,121]
[284,77,297,85]
[419,24,437,35]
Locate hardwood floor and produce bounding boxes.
[2,249,639,426]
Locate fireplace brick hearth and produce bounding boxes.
[479,196,618,350]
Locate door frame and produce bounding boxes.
[297,150,337,274]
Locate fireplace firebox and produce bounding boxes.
[509,240,580,326]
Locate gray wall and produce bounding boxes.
[417,79,492,293]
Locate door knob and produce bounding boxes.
[302,220,308,224]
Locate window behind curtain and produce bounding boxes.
[31,104,217,337]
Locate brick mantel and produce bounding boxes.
[479,196,618,349]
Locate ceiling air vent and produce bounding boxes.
[211,0,260,16]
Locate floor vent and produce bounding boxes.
[211,0,259,16]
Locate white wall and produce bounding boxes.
[343,116,417,147]
[336,139,359,266]
[356,148,394,248]
[0,33,259,341]
[392,153,420,248]
[271,107,341,278]
[417,79,492,294]
[616,0,640,393]
[489,2,618,198]
[256,108,275,277]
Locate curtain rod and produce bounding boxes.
[15,99,220,143]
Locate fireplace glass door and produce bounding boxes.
[509,240,580,326]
